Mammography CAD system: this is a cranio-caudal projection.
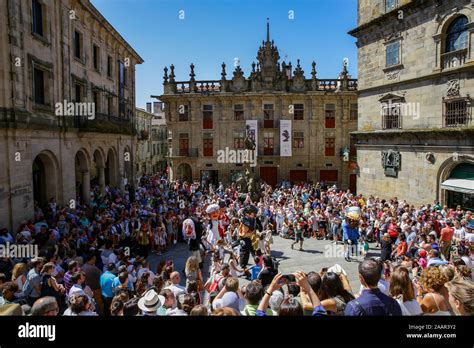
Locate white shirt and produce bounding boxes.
[396,298,423,316]
[68,284,86,298]
[164,284,187,299]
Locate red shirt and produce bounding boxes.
[440,226,454,242]
[388,223,398,238]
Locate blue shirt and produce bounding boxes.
[427,257,449,267]
[342,221,359,242]
[112,276,134,291]
[100,271,116,298]
[344,289,402,316]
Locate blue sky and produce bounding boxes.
[92,0,358,108]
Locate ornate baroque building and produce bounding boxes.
[349,0,474,209]
[157,22,358,188]
[0,0,143,231]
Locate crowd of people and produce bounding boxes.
[0,173,473,316]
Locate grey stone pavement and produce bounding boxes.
[147,235,381,292]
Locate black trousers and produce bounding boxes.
[103,296,113,316]
[239,238,255,268]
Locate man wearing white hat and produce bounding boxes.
[138,289,165,316]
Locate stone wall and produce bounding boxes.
[0,128,134,231]
[357,146,474,205]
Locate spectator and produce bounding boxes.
[30,296,59,316]
[445,278,474,315]
[345,259,402,316]
[388,266,422,315]
[416,267,452,315]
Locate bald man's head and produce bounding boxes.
[170,271,180,284]
[30,297,59,316]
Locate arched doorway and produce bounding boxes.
[105,148,118,187]
[92,149,106,193]
[176,163,192,181]
[32,152,59,208]
[440,162,474,210]
[75,149,90,204]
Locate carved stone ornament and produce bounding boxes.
[386,70,400,80]
[381,149,401,177]
[232,76,246,92]
[447,79,460,97]
[291,76,306,92]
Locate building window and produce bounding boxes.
[107,55,113,78]
[119,61,125,117]
[179,133,189,156]
[203,105,213,129]
[234,104,244,120]
[325,104,335,128]
[32,0,44,36]
[264,132,274,155]
[263,104,274,128]
[382,100,401,129]
[385,0,398,12]
[33,67,45,105]
[293,131,304,148]
[74,83,83,103]
[93,91,99,113]
[203,133,213,157]
[107,96,113,115]
[233,131,245,149]
[350,103,358,120]
[74,31,82,59]
[446,16,468,53]
[179,105,189,121]
[443,98,471,127]
[386,41,400,67]
[93,45,100,71]
[293,104,304,120]
[325,138,335,156]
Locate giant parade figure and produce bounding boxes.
[342,206,361,262]
[238,205,263,268]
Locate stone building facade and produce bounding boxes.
[349,0,474,209]
[157,23,358,189]
[135,104,167,176]
[0,0,143,231]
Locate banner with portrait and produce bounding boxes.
[280,119,292,157]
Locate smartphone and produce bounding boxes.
[282,274,296,282]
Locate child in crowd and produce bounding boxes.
[361,237,369,258]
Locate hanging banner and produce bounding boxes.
[245,120,258,153]
[280,119,292,157]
